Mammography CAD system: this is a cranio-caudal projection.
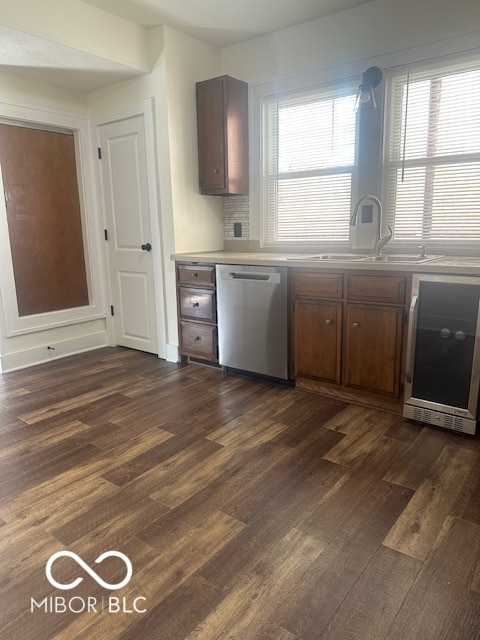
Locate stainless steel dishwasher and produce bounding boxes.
[216,264,288,379]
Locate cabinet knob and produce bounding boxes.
[352,322,359,328]
[194,336,201,341]
[213,169,219,174]
[192,272,198,278]
[192,302,200,307]
[325,319,332,325]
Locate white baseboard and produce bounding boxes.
[0,331,109,372]
[165,343,180,363]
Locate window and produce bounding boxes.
[384,59,480,242]
[262,83,357,245]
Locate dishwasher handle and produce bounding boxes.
[220,271,281,284]
[405,294,418,384]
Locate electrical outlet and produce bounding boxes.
[234,222,242,238]
[361,204,373,223]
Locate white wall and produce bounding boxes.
[162,27,224,254]
[221,0,480,85]
[0,0,147,70]
[0,70,89,114]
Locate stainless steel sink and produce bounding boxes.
[287,253,443,264]
[288,253,369,261]
[363,254,443,264]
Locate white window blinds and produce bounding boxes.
[384,59,480,242]
[262,85,357,245]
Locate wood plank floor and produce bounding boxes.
[0,347,479,640]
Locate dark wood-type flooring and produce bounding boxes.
[1,347,479,640]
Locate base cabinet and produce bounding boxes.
[293,299,342,384]
[292,270,409,405]
[179,321,217,361]
[176,262,218,363]
[343,303,404,396]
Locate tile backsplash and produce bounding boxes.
[223,196,249,240]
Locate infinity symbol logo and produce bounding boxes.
[46,551,133,591]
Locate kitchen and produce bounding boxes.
[176,59,480,435]
[0,0,478,374]
[0,1,479,638]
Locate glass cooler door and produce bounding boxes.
[408,278,480,415]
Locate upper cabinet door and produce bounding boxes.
[196,75,249,196]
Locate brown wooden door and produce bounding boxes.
[0,124,89,316]
[293,299,342,384]
[344,303,404,397]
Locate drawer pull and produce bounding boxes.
[325,319,332,325]
[352,322,359,328]
[194,336,201,341]
[192,302,200,307]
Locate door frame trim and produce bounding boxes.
[94,99,167,359]
[0,102,106,336]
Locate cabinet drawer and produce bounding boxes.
[179,288,216,322]
[346,275,406,305]
[293,272,343,299]
[177,264,215,287]
[180,321,217,359]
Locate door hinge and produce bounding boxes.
[98,147,102,160]
[104,229,108,241]
[110,305,114,316]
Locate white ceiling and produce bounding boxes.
[0,0,374,93]
[80,0,373,48]
[0,24,143,93]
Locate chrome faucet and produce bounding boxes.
[350,195,393,256]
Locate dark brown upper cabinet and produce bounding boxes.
[196,75,249,196]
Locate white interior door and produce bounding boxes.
[98,115,158,354]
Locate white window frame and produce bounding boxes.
[251,43,480,254]
[382,55,480,248]
[251,69,362,250]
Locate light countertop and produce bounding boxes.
[172,251,480,276]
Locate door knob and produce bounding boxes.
[141,243,152,252]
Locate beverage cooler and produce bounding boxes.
[404,274,480,435]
